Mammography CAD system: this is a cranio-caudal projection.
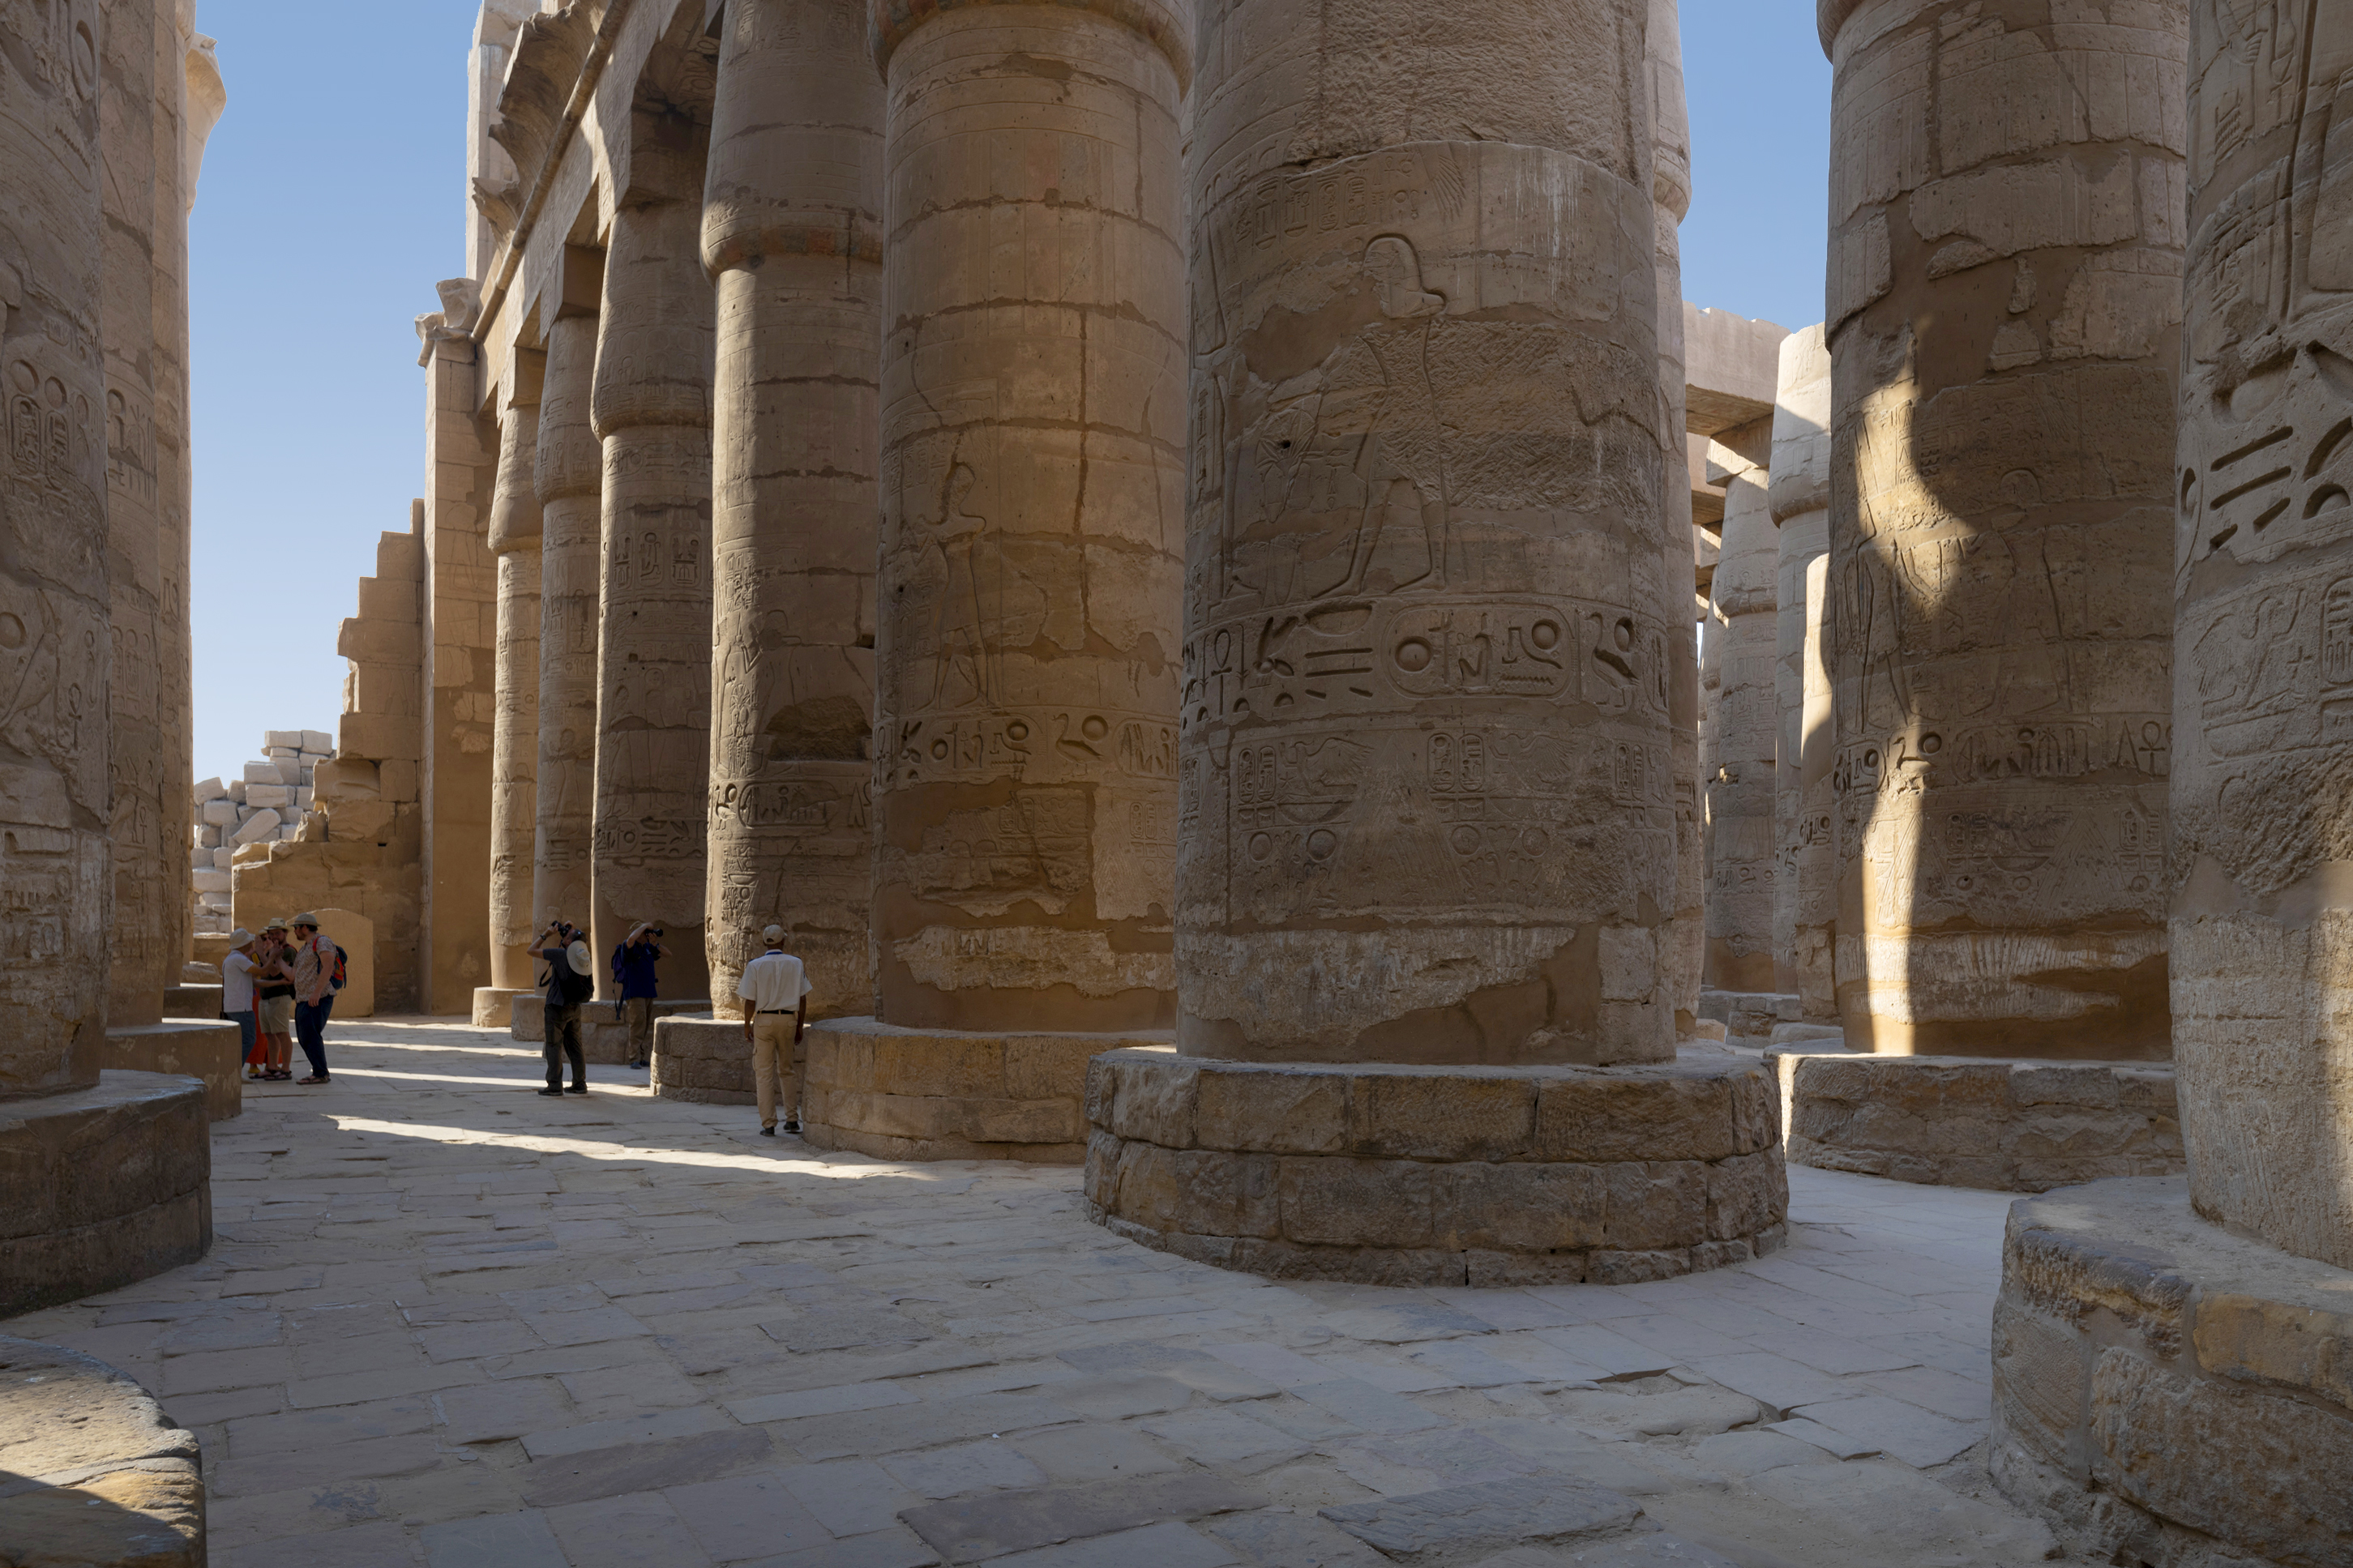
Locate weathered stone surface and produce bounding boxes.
[1992,1177,2353,1568]
[533,298,601,943]
[1089,1050,1785,1286]
[802,1018,1170,1164]
[649,1015,755,1105]
[1769,324,1833,1019]
[0,1073,211,1316]
[102,1021,241,1121]
[0,1337,204,1567]
[1321,1476,1640,1556]
[1179,0,1675,1067]
[868,0,1182,1036]
[1778,1053,2182,1192]
[700,0,882,1018]
[486,347,543,993]
[1820,0,2184,1058]
[1703,456,1778,995]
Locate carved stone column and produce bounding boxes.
[1769,325,1834,1021]
[795,0,1186,1161]
[532,266,601,947]
[1821,0,2183,1057]
[1086,0,1784,1285]
[485,348,542,1007]
[591,200,715,1002]
[1702,466,1777,993]
[1,0,210,1311]
[1992,19,2353,1553]
[700,0,882,1015]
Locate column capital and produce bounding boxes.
[1817,0,1869,58]
[869,0,1191,92]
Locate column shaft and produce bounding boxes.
[1823,0,2184,1057]
[1770,326,1833,1018]
[1703,470,1777,993]
[1180,0,1672,1065]
[2173,4,2353,1267]
[592,199,715,1001]
[871,0,1184,1032]
[488,360,543,993]
[703,0,883,1012]
[533,310,601,938]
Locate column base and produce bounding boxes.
[511,994,708,1062]
[0,1337,205,1566]
[1775,1053,2180,1192]
[0,1072,212,1316]
[105,1022,243,1121]
[804,1017,1174,1165]
[161,982,220,1017]
[1991,1177,2353,1568]
[1700,988,1799,1047]
[472,985,535,1028]
[1085,1048,1787,1287]
[652,1017,755,1105]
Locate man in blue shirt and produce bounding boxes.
[613,923,670,1068]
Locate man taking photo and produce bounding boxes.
[613,922,669,1070]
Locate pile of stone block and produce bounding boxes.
[189,728,333,934]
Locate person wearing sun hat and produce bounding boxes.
[535,919,596,1096]
[286,913,340,1084]
[738,925,813,1136]
[221,929,263,1080]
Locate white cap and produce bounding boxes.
[762,925,786,944]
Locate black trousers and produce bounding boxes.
[544,1002,585,1089]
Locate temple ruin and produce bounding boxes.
[1,1,2345,1565]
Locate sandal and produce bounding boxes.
[297,1075,329,1085]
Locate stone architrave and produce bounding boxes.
[591,197,715,1002]
[863,0,1185,1035]
[1649,0,1704,1038]
[1086,0,1785,1285]
[486,345,543,998]
[701,0,882,1014]
[0,0,211,1311]
[532,254,601,944]
[1769,325,1833,1019]
[1702,461,1776,993]
[1821,0,2184,1057]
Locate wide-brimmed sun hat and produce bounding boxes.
[263,917,289,932]
[228,928,255,949]
[291,912,320,929]
[566,939,593,976]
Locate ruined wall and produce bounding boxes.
[1822,0,2184,1057]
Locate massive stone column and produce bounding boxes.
[1770,325,1834,1021]
[1649,0,1705,1038]
[485,348,542,1006]
[1992,19,2353,1552]
[1702,463,1777,993]
[1,0,210,1312]
[1086,0,1784,1285]
[794,0,1185,1163]
[591,198,714,1002]
[532,265,600,944]
[701,0,882,1015]
[1821,0,2184,1057]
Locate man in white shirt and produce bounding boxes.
[220,929,261,1079]
[738,925,813,1137]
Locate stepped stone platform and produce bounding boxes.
[0,1073,212,1316]
[803,1018,1170,1165]
[1086,1048,1787,1288]
[1991,1177,2353,1567]
[651,1016,754,1105]
[0,1337,204,1566]
[1775,1053,2181,1193]
[511,994,709,1062]
[103,1021,244,1121]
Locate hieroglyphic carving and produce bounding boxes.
[1181,0,1674,1066]
[2172,0,2353,1269]
[1822,0,2185,1056]
[533,312,601,938]
[1,0,111,1091]
[869,0,1184,1032]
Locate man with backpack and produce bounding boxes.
[537,920,595,1096]
[287,913,342,1085]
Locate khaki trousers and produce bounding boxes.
[751,1013,804,1128]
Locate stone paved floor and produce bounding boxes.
[5,1019,2094,1566]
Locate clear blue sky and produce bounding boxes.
[187,0,1830,785]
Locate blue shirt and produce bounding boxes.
[614,942,661,999]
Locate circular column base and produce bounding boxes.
[472,985,535,1028]
[0,1337,205,1566]
[105,1021,244,1122]
[805,1018,1174,1165]
[1,1072,212,1316]
[1085,1047,1786,1287]
[1991,1177,2353,1568]
[1774,1053,2181,1192]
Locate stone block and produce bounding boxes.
[195,825,220,848]
[191,776,222,801]
[1277,1157,1433,1248]
[199,800,236,827]
[225,780,245,803]
[263,729,302,750]
[245,783,292,809]
[379,758,418,802]
[302,728,333,753]
[191,868,229,894]
[1991,1299,2089,1480]
[242,760,284,785]
[1350,1072,1535,1160]
[1431,1161,1606,1252]
[162,983,220,1017]
[1534,1070,1738,1163]
[105,1022,242,1121]
[1706,1151,1786,1242]
[0,1074,213,1317]
[1101,1050,1198,1147]
[1193,1062,1346,1154]
[1603,1161,1708,1251]
[229,809,281,845]
[651,1017,755,1105]
[0,1338,204,1567]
